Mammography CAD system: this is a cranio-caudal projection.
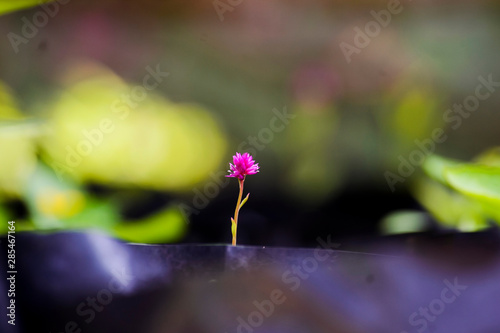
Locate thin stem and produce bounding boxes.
[232,177,245,246]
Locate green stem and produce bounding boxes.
[232,177,245,246]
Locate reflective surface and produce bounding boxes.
[1,230,500,332]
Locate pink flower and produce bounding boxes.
[226,152,259,180]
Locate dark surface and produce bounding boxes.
[1,230,500,333]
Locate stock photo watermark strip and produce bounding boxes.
[6,221,17,326]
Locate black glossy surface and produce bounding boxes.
[1,231,500,333]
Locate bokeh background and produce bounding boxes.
[1,0,500,247]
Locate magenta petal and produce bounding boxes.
[226,152,260,179]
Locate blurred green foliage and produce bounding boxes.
[0,64,224,242]
[0,0,52,16]
[413,151,500,231]
[0,81,37,197]
[283,106,341,204]
[41,63,226,190]
[114,206,187,243]
[380,210,429,235]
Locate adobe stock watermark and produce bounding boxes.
[385,73,500,192]
[400,277,468,333]
[340,0,407,64]
[213,0,243,22]
[50,64,169,181]
[51,267,135,333]
[178,106,295,220]
[232,235,340,333]
[7,0,70,54]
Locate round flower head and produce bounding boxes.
[226,152,259,180]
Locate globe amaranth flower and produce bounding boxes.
[226,152,260,246]
[226,152,259,180]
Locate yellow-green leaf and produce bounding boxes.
[444,165,500,204]
[114,206,187,244]
[422,154,463,185]
[0,0,55,16]
[239,193,250,209]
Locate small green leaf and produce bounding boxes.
[239,193,250,209]
[231,217,236,237]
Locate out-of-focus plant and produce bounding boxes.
[379,86,444,161]
[0,80,38,198]
[19,163,187,243]
[281,65,342,205]
[282,105,340,205]
[412,150,500,231]
[380,210,430,235]
[0,63,224,243]
[41,63,227,191]
[0,0,55,16]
